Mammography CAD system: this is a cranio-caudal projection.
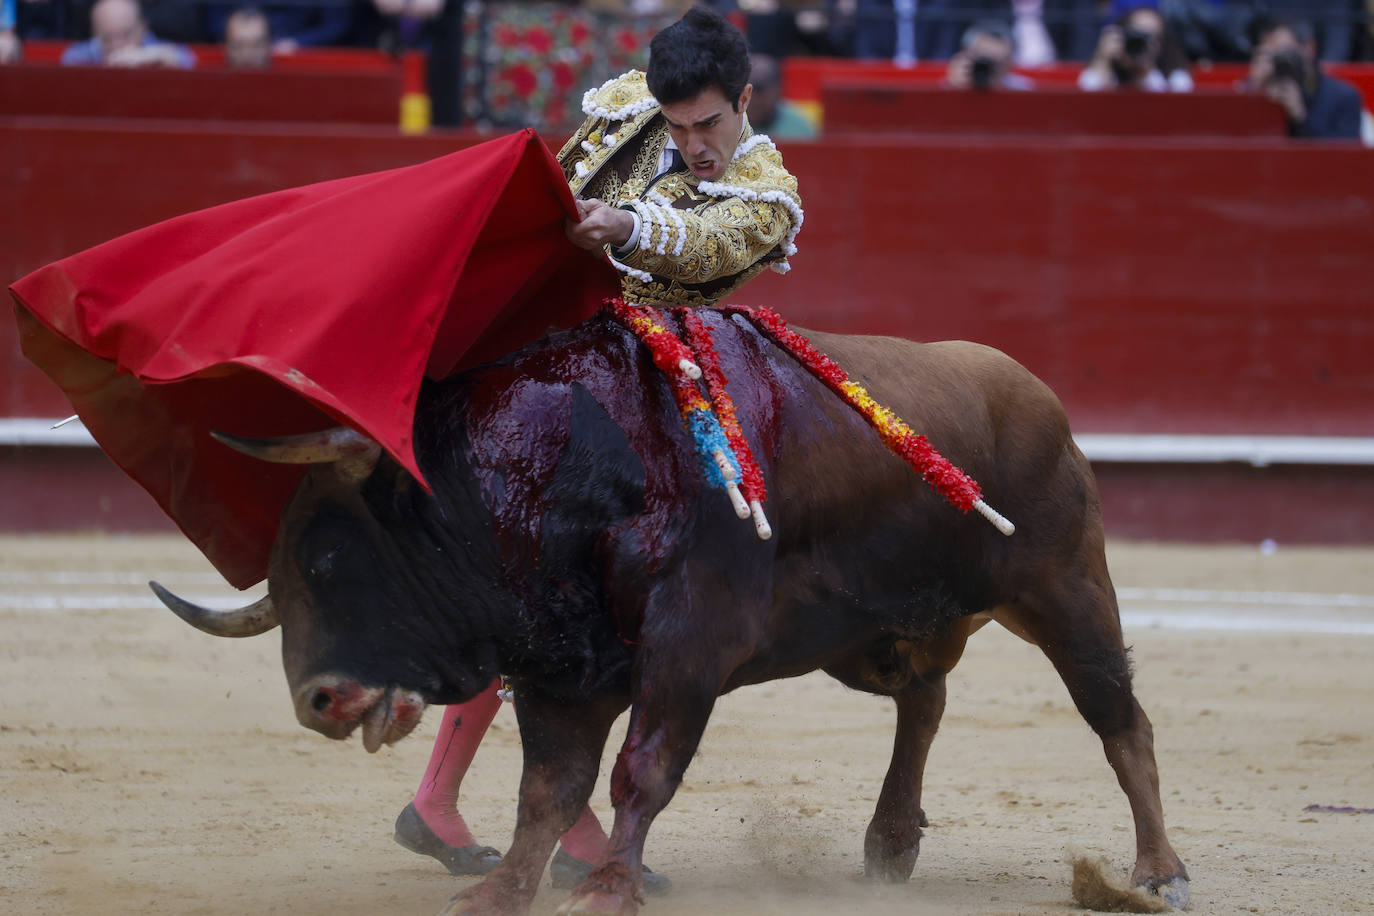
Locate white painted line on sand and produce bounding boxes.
[2,592,266,613]
[0,570,228,587]
[1120,610,1374,636]
[1116,587,1374,610]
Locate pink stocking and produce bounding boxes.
[411,678,503,848]
[559,802,609,862]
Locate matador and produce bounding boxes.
[393,5,804,894]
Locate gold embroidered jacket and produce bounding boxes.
[558,70,803,306]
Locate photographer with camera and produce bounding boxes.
[1078,3,1192,92]
[945,20,1034,91]
[1246,16,1362,140]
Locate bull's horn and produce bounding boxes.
[211,427,381,483]
[149,581,279,638]
[211,427,378,464]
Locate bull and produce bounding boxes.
[152,309,1189,915]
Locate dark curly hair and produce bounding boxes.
[647,6,751,111]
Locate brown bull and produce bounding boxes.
[153,309,1189,914]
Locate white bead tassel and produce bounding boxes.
[973,499,1015,536]
[712,449,751,520]
[750,500,772,540]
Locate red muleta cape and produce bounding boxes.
[11,129,622,589]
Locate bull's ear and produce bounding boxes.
[545,382,645,530]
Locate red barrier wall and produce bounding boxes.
[5,121,1372,435]
[746,137,1374,437]
[4,119,1373,542]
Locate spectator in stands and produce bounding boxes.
[945,19,1035,90]
[1043,0,1099,61]
[141,0,204,44]
[1,0,21,64]
[7,0,69,41]
[740,0,840,57]
[1262,0,1363,63]
[1078,3,1192,91]
[749,53,818,139]
[362,0,443,53]
[60,0,196,67]
[848,0,1009,62]
[1163,0,1252,63]
[204,1,352,55]
[1010,0,1056,66]
[225,6,271,68]
[1246,15,1363,139]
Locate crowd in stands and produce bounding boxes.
[0,0,458,61]
[4,1,1374,62]
[0,0,1368,138]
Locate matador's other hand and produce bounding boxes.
[565,198,635,251]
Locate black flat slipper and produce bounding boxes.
[393,802,503,876]
[549,847,672,896]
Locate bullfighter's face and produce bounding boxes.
[660,83,753,181]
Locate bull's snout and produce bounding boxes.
[293,675,383,738]
[291,674,427,752]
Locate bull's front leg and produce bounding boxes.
[554,663,720,916]
[441,691,626,916]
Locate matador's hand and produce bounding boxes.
[565,199,635,251]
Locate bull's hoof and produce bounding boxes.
[1145,876,1191,911]
[863,852,918,884]
[438,879,529,916]
[550,848,671,897]
[553,890,636,916]
[863,831,919,884]
[394,803,503,876]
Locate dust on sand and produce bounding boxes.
[1069,855,1169,913]
[2,536,1373,915]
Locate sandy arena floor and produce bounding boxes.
[2,534,1372,915]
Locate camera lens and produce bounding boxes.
[1123,27,1150,57]
[970,57,994,90]
[1271,49,1305,84]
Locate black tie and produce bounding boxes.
[667,148,686,174]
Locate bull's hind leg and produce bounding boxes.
[832,622,976,882]
[999,550,1190,909]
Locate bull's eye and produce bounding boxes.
[309,545,341,581]
[294,506,364,592]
